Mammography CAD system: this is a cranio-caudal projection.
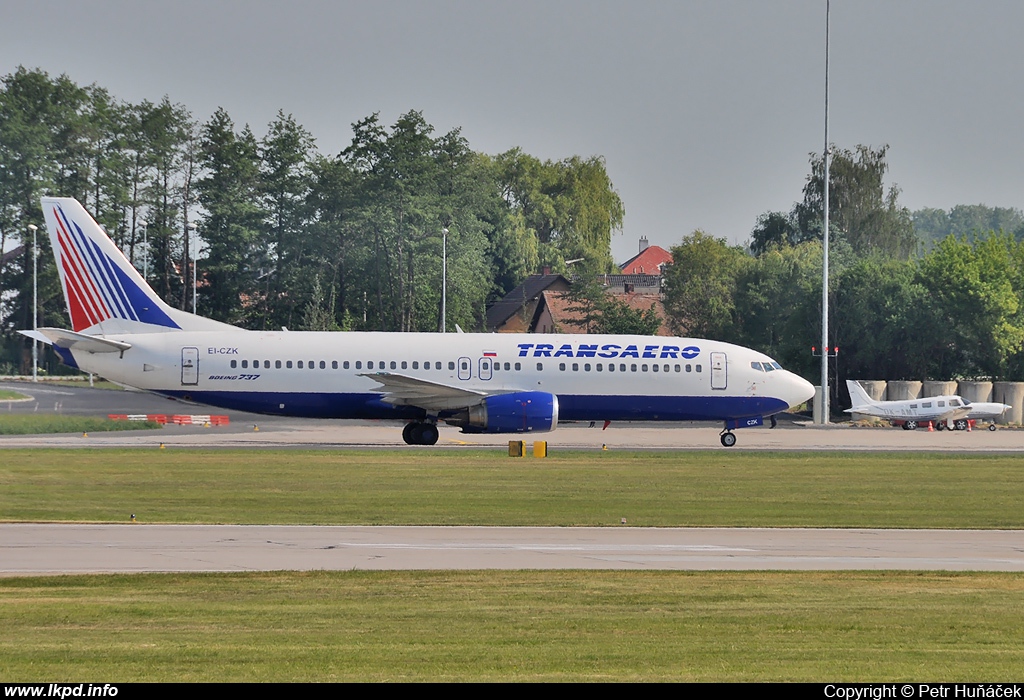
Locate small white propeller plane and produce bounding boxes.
[22,197,815,447]
[845,380,1010,431]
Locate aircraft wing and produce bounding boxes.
[935,406,972,422]
[358,371,489,411]
[19,328,132,354]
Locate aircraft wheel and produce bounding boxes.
[954,419,968,431]
[402,423,417,445]
[989,424,997,431]
[420,423,439,445]
[935,420,945,431]
[905,420,918,431]
[720,432,737,447]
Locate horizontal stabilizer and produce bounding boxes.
[20,328,131,354]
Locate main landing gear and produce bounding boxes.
[402,421,439,445]
[720,430,737,447]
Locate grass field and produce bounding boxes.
[2,570,1022,681]
[0,415,161,435]
[4,448,1024,681]
[0,389,29,400]
[1,448,1023,527]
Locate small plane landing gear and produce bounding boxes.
[402,421,439,445]
[903,420,918,431]
[720,431,737,447]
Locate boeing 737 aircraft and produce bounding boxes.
[846,380,1010,431]
[23,197,815,446]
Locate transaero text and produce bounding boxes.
[516,343,700,359]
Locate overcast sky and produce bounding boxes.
[3,0,1022,263]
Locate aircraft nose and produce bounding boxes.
[782,372,816,410]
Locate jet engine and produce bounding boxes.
[446,391,559,433]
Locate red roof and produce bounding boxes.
[620,245,672,275]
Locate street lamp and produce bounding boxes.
[27,223,38,382]
[441,227,448,333]
[187,222,198,314]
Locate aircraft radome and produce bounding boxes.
[23,197,815,447]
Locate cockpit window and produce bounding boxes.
[751,362,764,371]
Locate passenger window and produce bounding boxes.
[686,364,691,372]
[390,361,397,369]
[504,362,511,370]
[537,362,544,371]
[436,362,442,370]
[642,364,648,372]
[572,363,579,371]
[938,400,945,407]
[596,364,602,372]
[674,365,680,372]
[275,360,282,369]
[366,361,372,369]
[412,361,419,369]
[559,363,566,371]
[401,361,407,370]
[230,360,237,368]
[287,360,293,369]
[619,364,626,372]
[514,362,521,371]
[652,364,659,372]
[242,360,248,369]
[664,364,670,373]
[449,362,456,370]
[608,364,615,372]
[343,361,350,369]
[309,361,315,370]
[320,360,326,369]
[332,361,338,369]
[355,361,362,369]
[696,365,702,372]
[631,364,638,372]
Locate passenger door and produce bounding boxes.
[710,351,727,390]
[181,347,199,386]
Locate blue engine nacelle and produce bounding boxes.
[449,391,559,434]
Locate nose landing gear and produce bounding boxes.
[720,430,737,447]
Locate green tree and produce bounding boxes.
[663,231,750,339]
[795,144,917,259]
[196,108,264,323]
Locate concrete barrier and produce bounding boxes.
[922,380,957,397]
[886,381,922,401]
[993,382,1024,425]
[859,380,887,401]
[958,381,993,404]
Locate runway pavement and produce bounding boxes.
[3,524,1023,574]
[2,380,1022,451]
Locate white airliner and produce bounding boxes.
[845,380,1010,431]
[23,197,814,447]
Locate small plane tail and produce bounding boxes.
[846,380,878,408]
[40,197,236,334]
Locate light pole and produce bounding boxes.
[188,222,198,314]
[138,219,148,281]
[820,0,831,424]
[441,227,448,333]
[27,223,38,382]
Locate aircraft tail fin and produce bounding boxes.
[40,197,236,334]
[846,380,878,408]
